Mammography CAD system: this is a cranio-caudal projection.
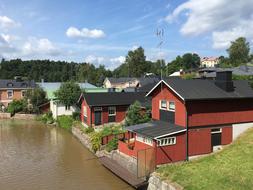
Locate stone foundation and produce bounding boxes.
[148,173,183,190]
[72,126,137,175]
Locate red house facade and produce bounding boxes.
[79,92,147,127]
[119,71,253,165]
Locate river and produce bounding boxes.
[0,120,133,190]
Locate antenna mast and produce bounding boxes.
[156,27,165,80]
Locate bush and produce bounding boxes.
[57,115,74,131]
[38,112,55,124]
[72,112,80,121]
[7,99,26,116]
[84,127,94,134]
[105,138,118,152]
[90,132,102,152]
[125,101,150,126]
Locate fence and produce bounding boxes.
[101,132,129,145]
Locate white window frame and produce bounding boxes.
[94,107,102,111]
[157,137,176,146]
[83,106,87,117]
[108,106,116,116]
[136,134,153,146]
[21,90,26,97]
[211,128,222,134]
[168,101,175,112]
[7,90,13,99]
[160,99,167,110]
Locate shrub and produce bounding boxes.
[125,101,150,126]
[72,112,80,121]
[105,138,118,152]
[57,115,74,131]
[7,99,26,116]
[84,127,94,134]
[90,132,102,152]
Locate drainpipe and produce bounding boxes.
[90,106,92,127]
[185,103,189,161]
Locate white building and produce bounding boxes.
[201,57,219,68]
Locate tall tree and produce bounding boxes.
[54,81,81,107]
[125,47,149,77]
[227,37,250,66]
[182,53,200,70]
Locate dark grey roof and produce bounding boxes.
[82,92,147,106]
[126,120,186,139]
[138,77,160,86]
[0,79,36,89]
[162,78,253,100]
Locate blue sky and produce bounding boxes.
[0,0,252,70]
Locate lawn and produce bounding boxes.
[157,128,253,190]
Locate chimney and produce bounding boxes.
[215,71,234,92]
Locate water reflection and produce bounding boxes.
[0,120,133,190]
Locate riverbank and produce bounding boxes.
[72,126,138,175]
[0,112,36,120]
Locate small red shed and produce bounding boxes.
[78,92,147,127]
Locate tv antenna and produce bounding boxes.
[156,27,165,80]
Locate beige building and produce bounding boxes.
[201,57,219,68]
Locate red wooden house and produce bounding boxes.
[79,92,147,127]
[119,71,253,165]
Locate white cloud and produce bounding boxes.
[166,0,253,49]
[66,27,105,39]
[0,16,20,29]
[22,38,61,56]
[84,55,105,65]
[110,56,125,64]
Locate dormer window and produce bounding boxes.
[7,83,13,87]
[21,83,27,88]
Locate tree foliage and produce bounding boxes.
[125,101,150,126]
[7,99,27,115]
[26,87,48,112]
[227,37,250,66]
[54,81,81,106]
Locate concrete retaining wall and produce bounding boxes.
[148,173,183,190]
[12,114,36,120]
[0,113,11,119]
[232,122,253,140]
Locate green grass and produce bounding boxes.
[57,115,74,131]
[157,128,253,190]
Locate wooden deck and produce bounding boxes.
[99,156,147,189]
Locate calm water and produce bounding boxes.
[0,120,133,190]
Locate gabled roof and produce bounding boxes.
[80,92,147,107]
[146,79,253,101]
[0,79,36,89]
[106,77,138,84]
[126,120,186,139]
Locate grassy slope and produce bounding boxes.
[157,128,253,190]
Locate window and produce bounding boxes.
[136,134,153,146]
[108,106,116,116]
[21,90,26,97]
[65,105,71,111]
[211,128,222,134]
[160,100,167,110]
[83,106,87,117]
[157,137,176,146]
[7,83,13,87]
[168,101,175,111]
[7,90,13,99]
